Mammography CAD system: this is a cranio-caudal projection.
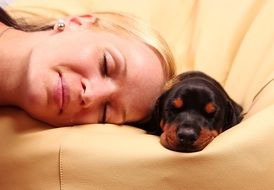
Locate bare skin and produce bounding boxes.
[0,16,165,126]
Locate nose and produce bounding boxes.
[177,127,198,144]
[80,78,116,108]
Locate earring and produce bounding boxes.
[56,19,65,31]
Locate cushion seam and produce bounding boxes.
[59,141,64,190]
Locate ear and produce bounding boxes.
[137,92,169,136]
[139,99,163,136]
[223,100,243,131]
[54,15,97,32]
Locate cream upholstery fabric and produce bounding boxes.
[1,0,274,189]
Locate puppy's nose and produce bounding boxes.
[177,127,198,144]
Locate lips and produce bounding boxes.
[54,72,69,114]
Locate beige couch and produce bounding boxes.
[1,0,274,189]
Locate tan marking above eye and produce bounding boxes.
[172,97,184,109]
[205,102,217,114]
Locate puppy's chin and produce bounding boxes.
[160,122,181,151]
[160,127,219,153]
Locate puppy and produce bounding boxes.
[146,71,243,152]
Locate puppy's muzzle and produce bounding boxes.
[176,114,203,146]
[160,119,219,152]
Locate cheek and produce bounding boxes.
[22,67,57,110]
[29,106,99,127]
[159,122,181,150]
[124,98,151,122]
[208,112,225,132]
[30,35,100,77]
[66,109,99,126]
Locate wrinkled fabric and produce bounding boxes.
[1,0,274,189]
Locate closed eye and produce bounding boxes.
[101,52,108,76]
[101,102,108,123]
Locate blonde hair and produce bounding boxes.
[91,12,176,81]
[8,9,176,80]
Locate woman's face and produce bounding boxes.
[22,28,165,126]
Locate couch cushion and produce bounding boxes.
[1,0,274,189]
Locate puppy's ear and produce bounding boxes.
[144,98,164,135]
[138,91,170,136]
[223,100,243,131]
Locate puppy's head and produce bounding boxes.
[152,71,243,152]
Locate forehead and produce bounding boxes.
[166,79,224,105]
[122,39,165,122]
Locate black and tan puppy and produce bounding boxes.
[147,71,243,152]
